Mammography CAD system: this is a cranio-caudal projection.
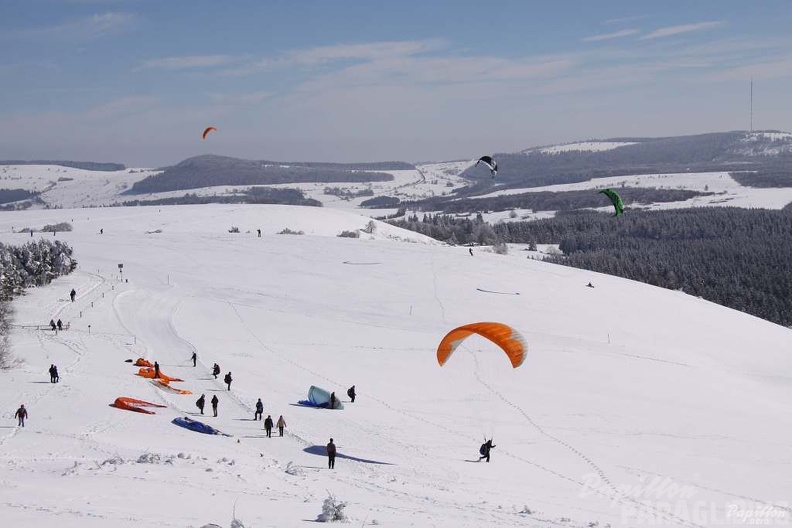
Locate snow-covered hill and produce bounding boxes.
[0,204,790,527]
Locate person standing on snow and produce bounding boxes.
[224,372,232,391]
[326,438,336,469]
[70,289,76,302]
[211,395,219,417]
[49,364,57,383]
[191,351,197,367]
[264,415,274,438]
[478,439,496,463]
[254,399,263,420]
[329,392,337,409]
[196,394,205,415]
[15,405,28,427]
[49,319,56,331]
[153,361,160,379]
[212,363,220,379]
[276,415,286,437]
[347,385,356,403]
[52,365,59,383]
[57,319,63,331]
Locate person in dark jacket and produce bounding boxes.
[212,363,220,379]
[469,247,473,256]
[153,361,160,379]
[70,289,76,302]
[50,319,57,331]
[347,385,356,403]
[211,395,219,417]
[196,394,205,415]
[264,415,274,437]
[56,319,63,331]
[327,438,336,469]
[276,415,286,436]
[191,351,197,367]
[478,439,496,463]
[52,365,59,383]
[15,404,28,427]
[224,372,232,391]
[329,392,337,409]
[254,399,263,420]
[49,364,56,383]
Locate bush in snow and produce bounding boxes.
[277,228,304,235]
[0,301,14,369]
[362,220,377,234]
[337,230,359,238]
[228,226,240,233]
[316,492,348,522]
[492,241,509,255]
[285,462,304,476]
[42,222,72,232]
[137,452,161,464]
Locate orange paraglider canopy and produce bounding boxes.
[111,397,167,415]
[437,322,527,369]
[136,367,183,383]
[134,358,153,368]
[202,126,217,140]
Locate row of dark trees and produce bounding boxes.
[118,188,322,207]
[391,207,792,327]
[0,240,77,367]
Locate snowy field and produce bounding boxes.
[474,171,792,214]
[0,204,791,528]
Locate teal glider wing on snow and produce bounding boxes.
[308,385,344,409]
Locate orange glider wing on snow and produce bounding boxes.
[111,397,167,414]
[136,367,184,383]
[437,322,527,368]
[202,126,217,140]
[151,379,193,395]
[134,358,153,368]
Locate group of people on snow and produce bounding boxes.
[48,364,59,383]
[49,319,64,331]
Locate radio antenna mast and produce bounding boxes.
[750,78,753,133]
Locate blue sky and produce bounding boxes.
[1,0,791,166]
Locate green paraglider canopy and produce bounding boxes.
[599,189,624,217]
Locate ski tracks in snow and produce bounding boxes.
[469,349,701,527]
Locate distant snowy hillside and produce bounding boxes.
[528,141,638,154]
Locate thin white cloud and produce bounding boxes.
[11,12,137,40]
[641,21,722,40]
[583,29,641,42]
[221,39,446,76]
[139,55,239,71]
[286,39,446,64]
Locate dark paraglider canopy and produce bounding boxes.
[202,126,217,140]
[476,156,498,178]
[598,188,624,217]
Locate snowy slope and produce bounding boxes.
[473,171,792,217]
[528,141,638,155]
[0,205,790,528]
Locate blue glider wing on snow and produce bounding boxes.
[172,417,231,436]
